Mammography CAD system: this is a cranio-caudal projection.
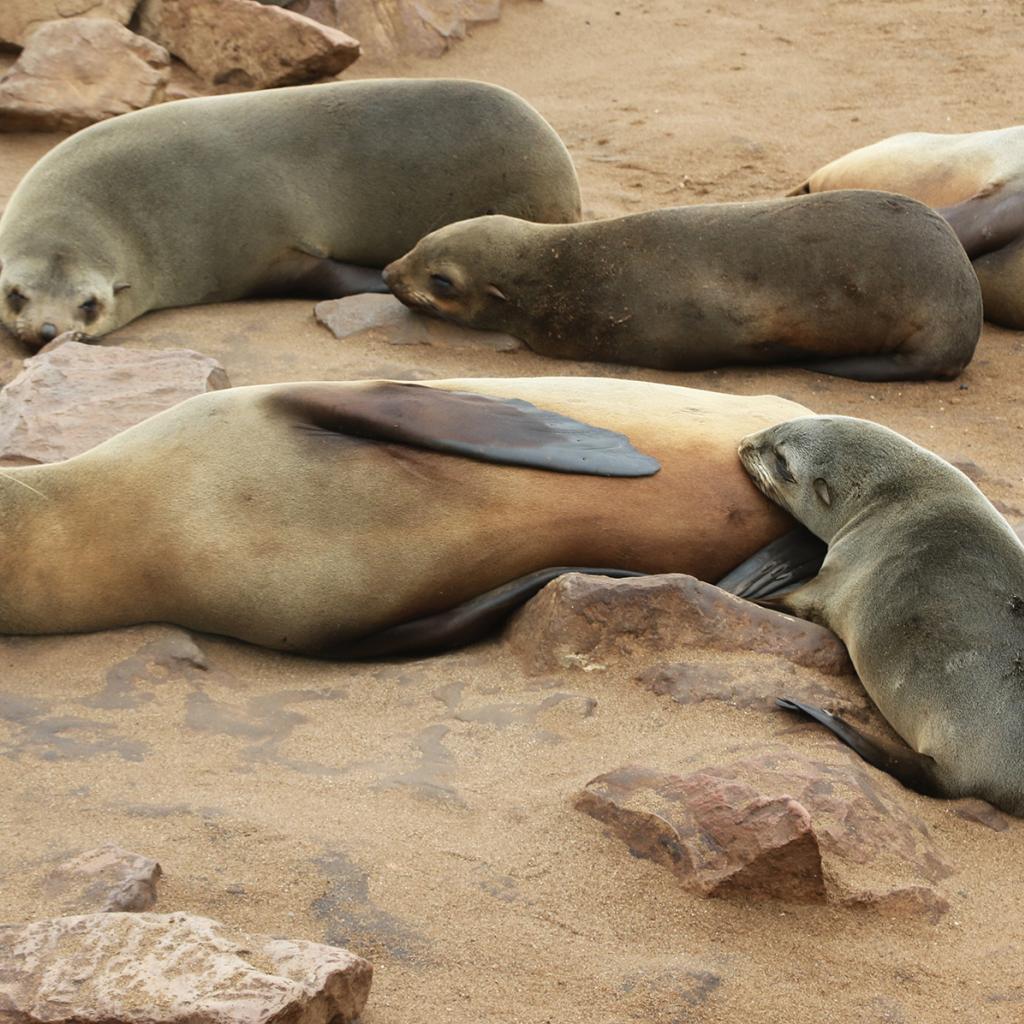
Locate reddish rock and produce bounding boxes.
[0,341,229,465]
[315,294,524,353]
[44,844,162,914]
[136,0,360,88]
[0,1,139,48]
[505,572,851,676]
[577,749,952,918]
[0,19,170,133]
[0,912,372,1023]
[288,0,501,59]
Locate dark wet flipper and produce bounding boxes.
[340,567,647,659]
[715,527,826,602]
[776,697,947,798]
[938,187,1024,259]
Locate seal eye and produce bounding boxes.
[774,449,796,483]
[78,297,100,322]
[430,273,456,297]
[7,289,26,313]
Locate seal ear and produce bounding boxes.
[276,382,661,477]
[813,477,832,506]
[485,284,509,302]
[113,282,131,294]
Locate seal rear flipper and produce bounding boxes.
[279,382,662,476]
[776,697,948,799]
[938,185,1024,260]
[715,527,827,602]
[338,567,647,659]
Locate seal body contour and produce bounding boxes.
[0,79,581,348]
[0,377,807,656]
[791,127,1024,328]
[734,415,1024,815]
[383,191,982,381]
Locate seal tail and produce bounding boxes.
[339,566,646,659]
[776,697,947,799]
[786,181,811,196]
[715,527,827,602]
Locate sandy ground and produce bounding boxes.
[2,1,1024,1021]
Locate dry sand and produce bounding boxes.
[2,1,1024,1021]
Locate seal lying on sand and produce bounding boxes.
[791,127,1024,328]
[0,377,807,658]
[383,190,982,381]
[0,79,581,349]
[721,415,1024,816]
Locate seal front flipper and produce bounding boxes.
[796,353,961,382]
[278,382,662,476]
[338,566,647,659]
[261,249,390,298]
[776,698,947,799]
[938,185,1024,260]
[716,527,826,602]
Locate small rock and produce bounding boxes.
[0,912,372,1024]
[505,573,851,676]
[0,342,229,465]
[136,0,360,88]
[315,294,523,353]
[0,0,139,48]
[577,749,951,918]
[0,19,170,133]
[44,844,162,914]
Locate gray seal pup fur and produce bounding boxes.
[791,126,1024,328]
[0,376,808,658]
[0,79,581,349]
[383,190,982,381]
[726,415,1024,815]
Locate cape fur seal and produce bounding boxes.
[721,415,1024,815]
[0,377,808,657]
[791,127,1024,328]
[0,79,581,349]
[383,190,982,381]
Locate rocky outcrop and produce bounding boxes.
[0,912,372,1023]
[0,0,139,48]
[577,749,953,919]
[43,844,162,914]
[0,18,169,132]
[136,0,360,88]
[0,341,229,465]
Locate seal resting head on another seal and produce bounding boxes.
[383,190,982,381]
[723,415,1024,815]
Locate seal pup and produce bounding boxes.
[0,377,807,658]
[791,127,1024,328]
[383,191,982,381]
[723,415,1024,815]
[0,79,581,349]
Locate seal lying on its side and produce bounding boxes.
[0,377,808,657]
[383,190,982,381]
[791,127,1024,328]
[0,79,581,349]
[723,415,1024,815]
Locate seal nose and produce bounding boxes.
[39,322,58,343]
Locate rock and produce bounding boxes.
[44,844,162,914]
[0,0,139,48]
[0,912,372,1023]
[287,0,501,59]
[0,342,229,465]
[0,19,170,133]
[505,573,851,676]
[136,0,360,88]
[577,750,952,919]
[315,294,524,353]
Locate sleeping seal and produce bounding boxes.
[0,79,581,349]
[723,415,1024,815]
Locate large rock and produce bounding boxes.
[505,572,851,676]
[577,750,952,919]
[43,845,162,915]
[287,0,501,59]
[136,0,360,88]
[0,0,139,48]
[0,19,170,133]
[0,341,229,466]
[0,912,372,1023]
[315,294,524,353]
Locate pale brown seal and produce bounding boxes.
[0,79,581,349]
[383,190,982,381]
[722,415,1024,815]
[791,127,1024,328]
[0,377,808,657]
